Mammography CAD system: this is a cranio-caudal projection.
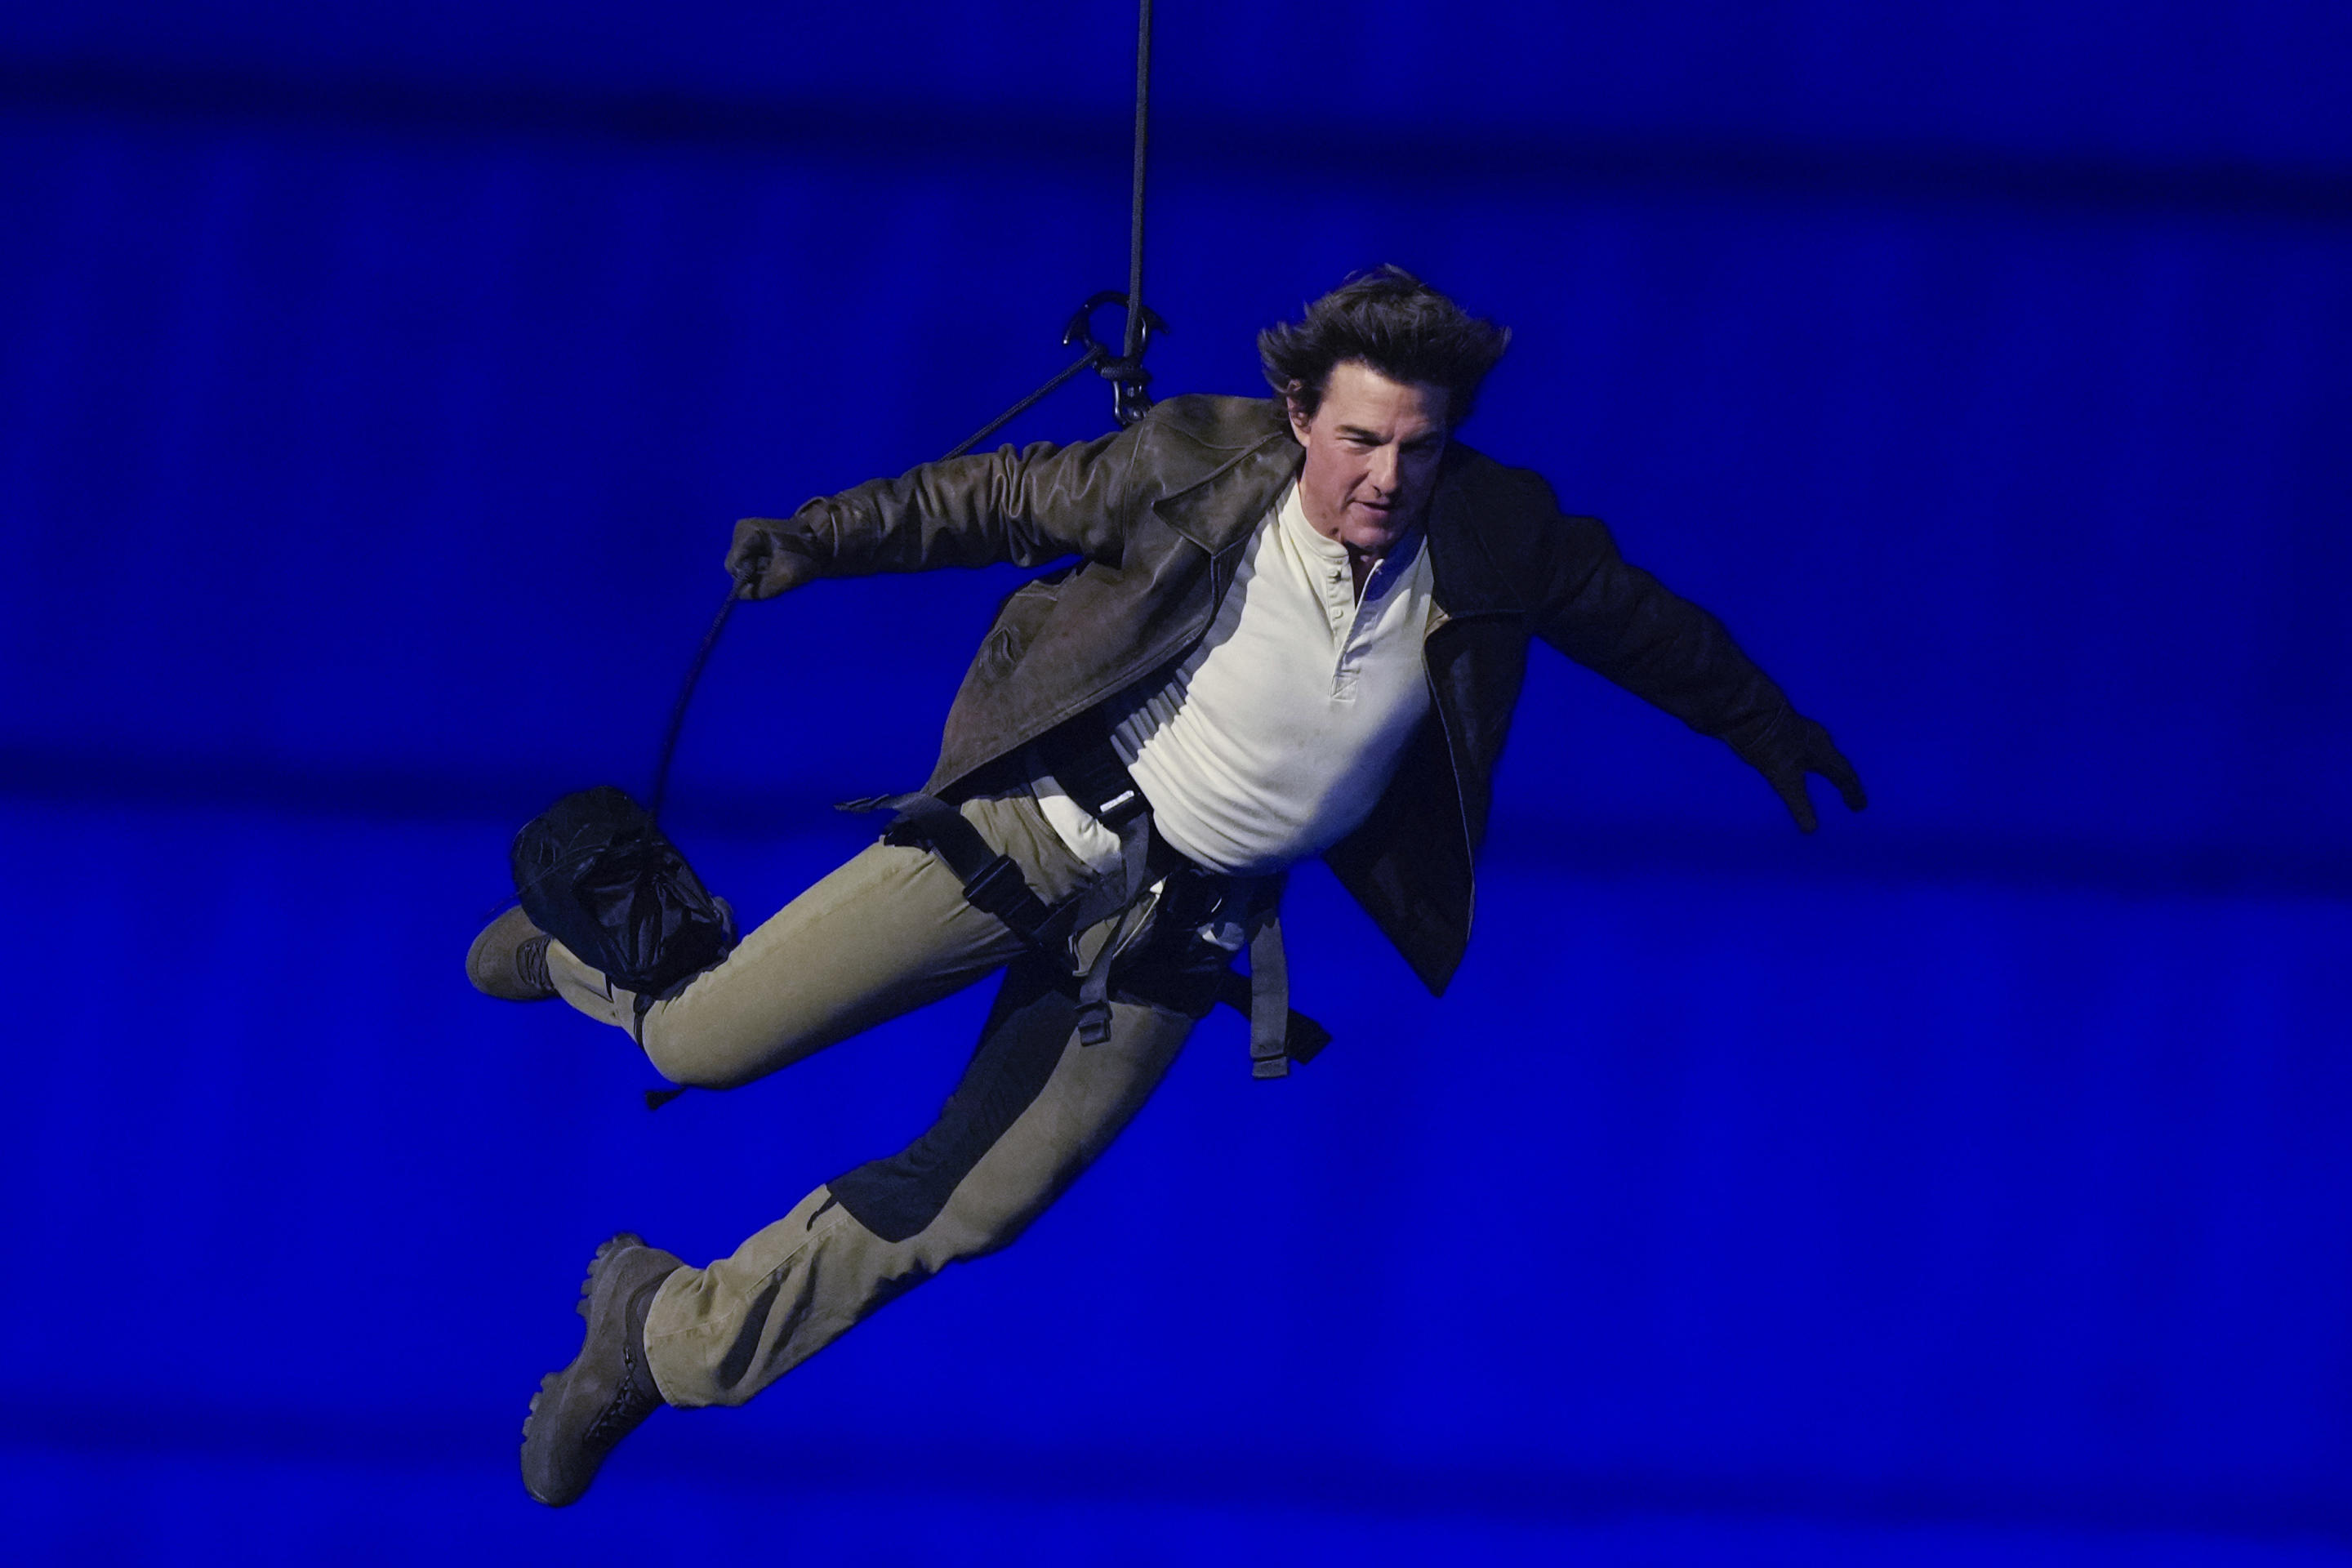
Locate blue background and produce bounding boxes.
[4,3,2349,1562]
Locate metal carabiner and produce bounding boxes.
[1063,291,1169,427]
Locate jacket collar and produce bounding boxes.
[1148,399,1494,616]
[1152,421,1301,557]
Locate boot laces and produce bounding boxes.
[516,933,553,996]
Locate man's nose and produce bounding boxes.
[1367,444,1397,495]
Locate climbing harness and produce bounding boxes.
[839,721,1331,1071]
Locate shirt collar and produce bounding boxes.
[1273,480,1347,564]
[1276,479,1427,584]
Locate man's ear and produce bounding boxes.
[1283,382,1311,444]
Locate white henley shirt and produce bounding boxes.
[1034,480,1435,877]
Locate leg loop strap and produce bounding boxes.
[1246,906,1292,1080]
[844,792,1077,952]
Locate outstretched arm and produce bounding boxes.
[725,425,1138,597]
[1526,493,1867,832]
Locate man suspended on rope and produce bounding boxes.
[470,265,1867,1507]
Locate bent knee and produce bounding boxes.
[889,1205,1036,1271]
[638,1017,782,1092]
[830,1156,1056,1256]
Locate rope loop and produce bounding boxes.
[1063,291,1168,427]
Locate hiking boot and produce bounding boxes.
[468,906,555,1000]
[520,1232,682,1508]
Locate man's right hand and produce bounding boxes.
[726,518,821,599]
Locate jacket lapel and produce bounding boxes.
[1153,429,1301,565]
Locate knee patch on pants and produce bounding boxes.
[827,958,1077,1245]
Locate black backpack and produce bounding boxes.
[510,786,737,1011]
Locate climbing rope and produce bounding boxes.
[646,0,1162,823]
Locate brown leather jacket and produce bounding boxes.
[739,395,1799,993]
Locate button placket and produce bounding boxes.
[1333,590,1366,700]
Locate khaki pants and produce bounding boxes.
[546,784,1220,1408]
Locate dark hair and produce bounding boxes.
[1258,265,1511,426]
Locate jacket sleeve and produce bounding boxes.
[734,424,1142,589]
[1513,471,1798,764]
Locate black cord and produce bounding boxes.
[644,0,1160,824]
[645,575,748,825]
[943,345,1103,461]
[1125,0,1152,367]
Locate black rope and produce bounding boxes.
[644,573,748,824]
[643,0,1160,826]
[1125,0,1152,368]
[644,324,1089,821]
[943,345,1102,461]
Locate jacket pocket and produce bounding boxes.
[978,566,1074,675]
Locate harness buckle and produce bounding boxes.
[1095,786,1145,831]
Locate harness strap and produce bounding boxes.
[1245,906,1293,1080]
[849,792,1080,954]
[1072,805,1155,1045]
[1043,725,1149,833]
[1047,728,1338,1074]
[845,766,1334,1074]
[1216,973,1330,1064]
[1073,841,1147,1045]
[1048,728,1288,1062]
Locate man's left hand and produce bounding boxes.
[726,518,822,599]
[1756,715,1867,832]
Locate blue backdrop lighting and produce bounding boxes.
[4,3,2349,1563]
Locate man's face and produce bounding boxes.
[1287,360,1450,554]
